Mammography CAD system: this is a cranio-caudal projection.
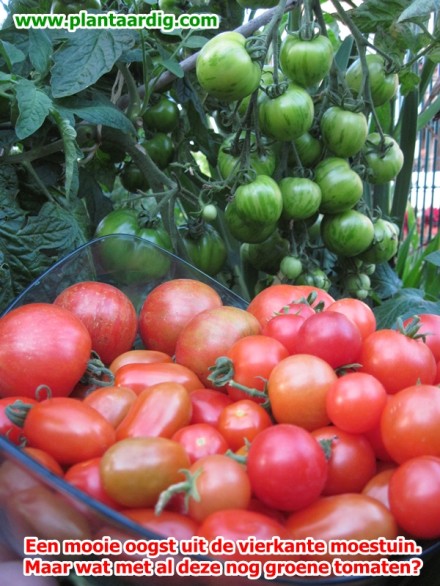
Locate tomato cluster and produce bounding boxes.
[1,278,440,563]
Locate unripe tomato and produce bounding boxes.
[292,132,323,167]
[315,158,364,213]
[225,201,277,244]
[346,54,399,106]
[279,176,322,220]
[241,231,290,274]
[320,106,368,158]
[234,175,283,224]
[218,133,276,179]
[358,218,399,264]
[143,133,174,169]
[363,133,404,184]
[320,210,375,257]
[143,96,179,133]
[280,255,303,280]
[179,223,227,276]
[280,32,334,88]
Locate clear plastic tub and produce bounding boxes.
[0,235,438,586]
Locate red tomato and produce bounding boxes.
[362,467,396,510]
[171,423,228,463]
[326,298,376,340]
[216,399,272,451]
[54,281,137,365]
[285,494,398,561]
[23,447,64,477]
[220,334,289,402]
[247,424,328,512]
[0,396,38,445]
[403,313,440,362]
[83,385,137,428]
[189,388,233,426]
[262,313,306,355]
[267,354,337,431]
[23,397,116,465]
[247,284,335,327]
[175,306,261,387]
[114,362,202,394]
[122,508,199,540]
[109,349,172,374]
[388,455,440,539]
[360,329,437,394]
[381,384,440,463]
[139,279,223,355]
[64,457,121,509]
[295,311,362,369]
[197,509,287,562]
[326,372,387,434]
[311,426,377,495]
[116,382,192,440]
[0,303,92,399]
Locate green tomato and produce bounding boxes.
[76,124,98,148]
[143,96,180,134]
[280,255,303,280]
[346,54,399,107]
[292,132,323,168]
[51,0,101,13]
[280,32,334,88]
[120,163,149,192]
[320,209,375,257]
[225,201,277,243]
[279,176,322,221]
[363,133,404,184]
[143,133,175,169]
[358,218,400,264]
[241,230,290,274]
[217,134,276,179]
[314,157,364,214]
[201,204,218,222]
[295,267,331,291]
[196,32,261,102]
[344,273,371,300]
[234,175,283,224]
[259,83,314,141]
[95,209,173,282]
[320,106,368,158]
[179,223,227,276]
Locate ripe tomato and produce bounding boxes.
[311,426,377,495]
[247,283,334,327]
[189,388,233,426]
[360,329,437,394]
[83,385,137,428]
[280,32,333,87]
[326,372,387,434]
[174,306,261,387]
[23,447,64,477]
[247,424,328,512]
[100,437,190,508]
[115,382,192,440]
[325,298,376,341]
[262,313,306,355]
[403,313,440,362]
[23,397,116,466]
[109,350,172,375]
[64,457,121,509]
[0,303,92,399]
[114,362,202,395]
[380,384,440,463]
[171,423,229,464]
[388,456,440,539]
[53,281,137,365]
[216,399,272,451]
[320,106,368,158]
[295,311,362,369]
[0,396,38,445]
[123,509,198,540]
[138,279,223,356]
[362,468,395,510]
[268,354,337,431]
[285,494,398,561]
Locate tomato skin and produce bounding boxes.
[23,447,64,477]
[320,106,368,158]
[363,133,404,184]
[65,457,121,509]
[100,437,190,508]
[280,32,334,88]
[311,426,377,495]
[122,508,198,540]
[403,313,440,362]
[142,96,179,133]
[83,385,137,428]
[362,468,395,510]
[225,200,277,244]
[0,303,92,399]
[346,54,398,106]
[115,382,192,440]
[360,329,437,394]
[144,133,175,170]
[293,132,323,167]
[217,400,272,451]
[241,230,290,275]
[320,210,375,257]
[179,223,227,276]
[247,424,328,512]
[23,398,116,466]
[381,384,440,463]
[279,177,322,221]
[114,362,203,395]
[259,83,314,141]
[262,313,306,355]
[171,423,228,464]
[139,278,223,356]
[234,175,283,225]
[109,350,172,375]
[54,281,137,365]
[189,388,233,426]
[285,494,398,561]
[175,306,261,387]
[388,456,440,539]
[358,218,399,264]
[326,298,376,341]
[196,32,261,102]
[315,157,364,214]
[295,311,363,369]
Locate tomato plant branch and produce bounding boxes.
[1,139,65,164]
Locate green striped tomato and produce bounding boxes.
[234,175,283,224]
[320,210,375,257]
[346,54,399,107]
[225,201,277,244]
[280,32,334,88]
[320,106,368,158]
[363,133,404,184]
[314,157,364,213]
[279,177,322,220]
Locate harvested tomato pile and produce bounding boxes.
[1,278,440,554]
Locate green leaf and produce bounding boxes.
[160,57,184,79]
[425,250,440,267]
[182,35,209,49]
[349,0,413,33]
[0,244,14,315]
[15,79,52,140]
[0,40,26,71]
[50,30,136,98]
[334,36,354,71]
[78,168,113,229]
[371,262,402,300]
[418,94,440,130]
[28,29,52,76]
[51,108,79,197]
[56,95,135,134]
[373,288,440,329]
[398,0,438,22]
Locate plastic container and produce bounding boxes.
[0,235,438,586]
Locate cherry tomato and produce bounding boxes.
[216,400,272,451]
[362,468,395,510]
[65,457,121,509]
[325,298,376,340]
[109,350,173,375]
[123,508,198,540]
[114,362,202,395]
[247,424,328,512]
[262,313,306,355]
[0,396,38,445]
[171,423,229,464]
[83,386,137,428]
[403,313,440,362]
[23,447,64,477]
[189,388,233,426]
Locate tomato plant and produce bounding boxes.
[142,95,180,134]
[314,158,364,214]
[320,209,375,257]
[234,175,283,224]
[280,32,334,88]
[320,106,368,158]
[346,54,399,106]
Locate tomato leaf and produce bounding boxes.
[51,30,137,98]
[28,29,52,76]
[0,40,26,71]
[15,79,52,140]
[371,261,402,300]
[425,250,440,267]
[52,108,79,198]
[397,0,438,23]
[56,94,135,134]
[374,288,440,329]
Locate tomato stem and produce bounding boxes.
[5,400,34,429]
[154,467,202,516]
